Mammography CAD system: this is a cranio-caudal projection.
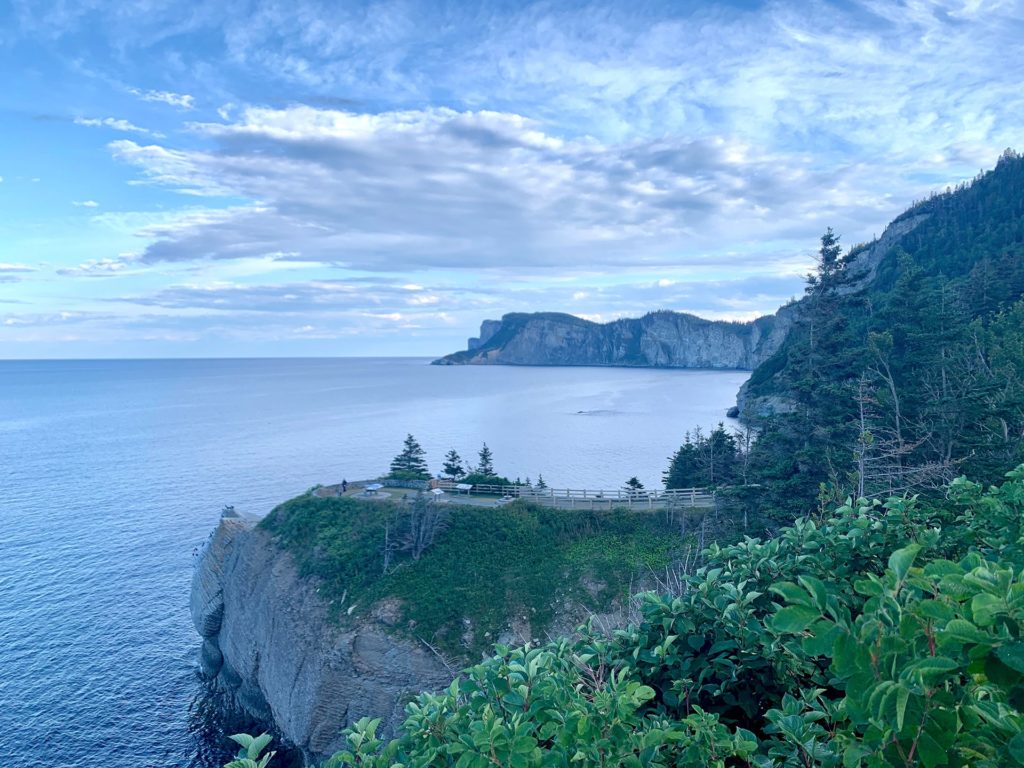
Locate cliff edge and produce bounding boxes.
[191,515,452,762]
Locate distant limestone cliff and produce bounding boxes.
[432,309,794,370]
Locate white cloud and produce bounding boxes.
[75,117,164,137]
[129,87,195,110]
[109,105,890,277]
[72,200,99,208]
[57,255,138,277]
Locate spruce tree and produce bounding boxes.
[624,477,645,498]
[389,434,430,480]
[477,443,495,477]
[441,449,465,480]
[664,435,699,489]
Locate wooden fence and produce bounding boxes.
[435,480,715,509]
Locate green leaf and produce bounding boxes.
[770,581,814,607]
[906,656,959,682]
[997,642,1024,674]
[972,593,1004,626]
[229,734,254,750]
[889,544,921,582]
[1008,732,1024,764]
[918,599,954,622]
[631,684,656,705]
[503,690,525,707]
[917,733,946,768]
[802,621,843,657]
[941,618,989,645]
[248,734,272,760]
[798,575,830,611]
[771,605,821,634]
[985,653,1024,686]
[916,730,949,768]
[895,685,910,732]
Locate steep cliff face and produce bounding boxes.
[434,309,792,370]
[191,516,452,763]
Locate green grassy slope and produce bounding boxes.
[260,495,685,657]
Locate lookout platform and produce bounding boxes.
[434,480,715,510]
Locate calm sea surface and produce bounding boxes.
[0,358,748,768]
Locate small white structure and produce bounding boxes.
[431,488,445,497]
[455,483,473,495]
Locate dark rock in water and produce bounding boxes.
[725,406,740,418]
[199,638,224,678]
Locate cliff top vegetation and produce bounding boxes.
[260,495,694,658]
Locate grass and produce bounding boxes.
[260,494,683,658]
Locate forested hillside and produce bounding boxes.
[732,149,1024,516]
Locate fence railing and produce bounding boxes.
[435,480,715,508]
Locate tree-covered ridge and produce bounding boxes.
[882,148,1024,289]
[739,151,1024,516]
[232,464,1024,768]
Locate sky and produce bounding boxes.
[1,0,1022,358]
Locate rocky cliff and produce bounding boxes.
[191,507,639,764]
[434,309,793,370]
[191,515,453,763]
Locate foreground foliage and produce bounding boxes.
[238,465,1024,767]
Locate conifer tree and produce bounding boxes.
[389,434,430,480]
[441,449,465,480]
[476,443,495,477]
[624,477,645,498]
[664,436,698,489]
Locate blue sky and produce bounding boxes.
[1,0,1022,358]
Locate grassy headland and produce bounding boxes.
[260,495,685,658]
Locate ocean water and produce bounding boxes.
[0,358,748,768]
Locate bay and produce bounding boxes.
[0,358,747,767]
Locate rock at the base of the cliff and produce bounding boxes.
[199,638,224,678]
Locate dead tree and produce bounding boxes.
[400,492,449,560]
